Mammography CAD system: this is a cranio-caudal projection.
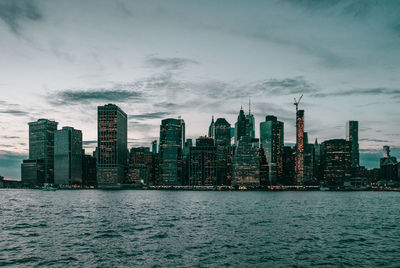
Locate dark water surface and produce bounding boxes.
[1,190,400,267]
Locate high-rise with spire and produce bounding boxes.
[234,107,247,144]
[208,115,215,138]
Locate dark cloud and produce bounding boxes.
[360,138,391,143]
[0,135,20,139]
[83,140,97,146]
[0,0,42,33]
[50,86,144,105]
[146,56,199,70]
[312,88,400,98]
[0,109,28,116]
[252,76,318,96]
[129,112,170,120]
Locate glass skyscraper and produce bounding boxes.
[54,127,83,186]
[97,104,127,187]
[346,120,359,168]
[28,119,58,184]
[159,118,185,185]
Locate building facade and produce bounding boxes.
[214,118,231,185]
[260,115,284,185]
[54,127,83,186]
[28,119,58,184]
[232,136,263,187]
[159,118,185,185]
[189,137,217,186]
[97,104,128,187]
[346,121,359,168]
[295,110,305,185]
[321,139,352,186]
[21,159,45,187]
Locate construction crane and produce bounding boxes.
[294,94,303,112]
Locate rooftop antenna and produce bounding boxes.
[248,96,251,115]
[294,94,303,112]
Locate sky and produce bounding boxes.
[0,0,400,178]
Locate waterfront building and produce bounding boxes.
[21,159,45,187]
[28,119,58,184]
[346,121,359,168]
[260,115,284,185]
[97,104,128,187]
[303,132,315,184]
[234,107,248,145]
[321,139,352,186]
[295,110,304,185]
[189,137,217,186]
[159,118,185,185]
[214,118,231,185]
[380,146,398,181]
[232,136,264,187]
[208,116,215,138]
[82,153,97,187]
[126,147,153,185]
[282,146,295,185]
[54,127,83,186]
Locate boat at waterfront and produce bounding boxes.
[41,184,57,191]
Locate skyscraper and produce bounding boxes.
[234,107,247,144]
[189,137,217,186]
[97,104,128,187]
[232,136,263,187]
[208,115,215,138]
[28,119,58,184]
[214,118,231,185]
[260,115,284,185]
[321,139,352,187]
[54,127,83,186]
[159,118,185,185]
[295,110,304,185]
[346,120,359,168]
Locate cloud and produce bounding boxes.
[49,86,144,105]
[0,0,42,33]
[251,76,318,96]
[312,88,400,98]
[0,135,20,139]
[360,138,391,143]
[146,56,199,70]
[129,112,170,120]
[0,109,28,116]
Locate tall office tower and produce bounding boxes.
[28,119,58,184]
[82,153,97,187]
[208,116,215,138]
[54,127,83,186]
[232,136,263,187]
[189,137,217,186]
[126,147,153,185]
[260,115,284,185]
[214,118,231,185]
[97,104,128,188]
[245,97,255,138]
[159,118,185,185]
[295,110,305,185]
[321,139,352,186]
[380,146,398,181]
[234,107,248,144]
[182,139,193,186]
[151,140,158,154]
[282,146,295,185]
[346,121,359,168]
[313,139,322,181]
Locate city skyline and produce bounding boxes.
[1,0,400,178]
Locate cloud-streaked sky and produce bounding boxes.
[1,0,399,178]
